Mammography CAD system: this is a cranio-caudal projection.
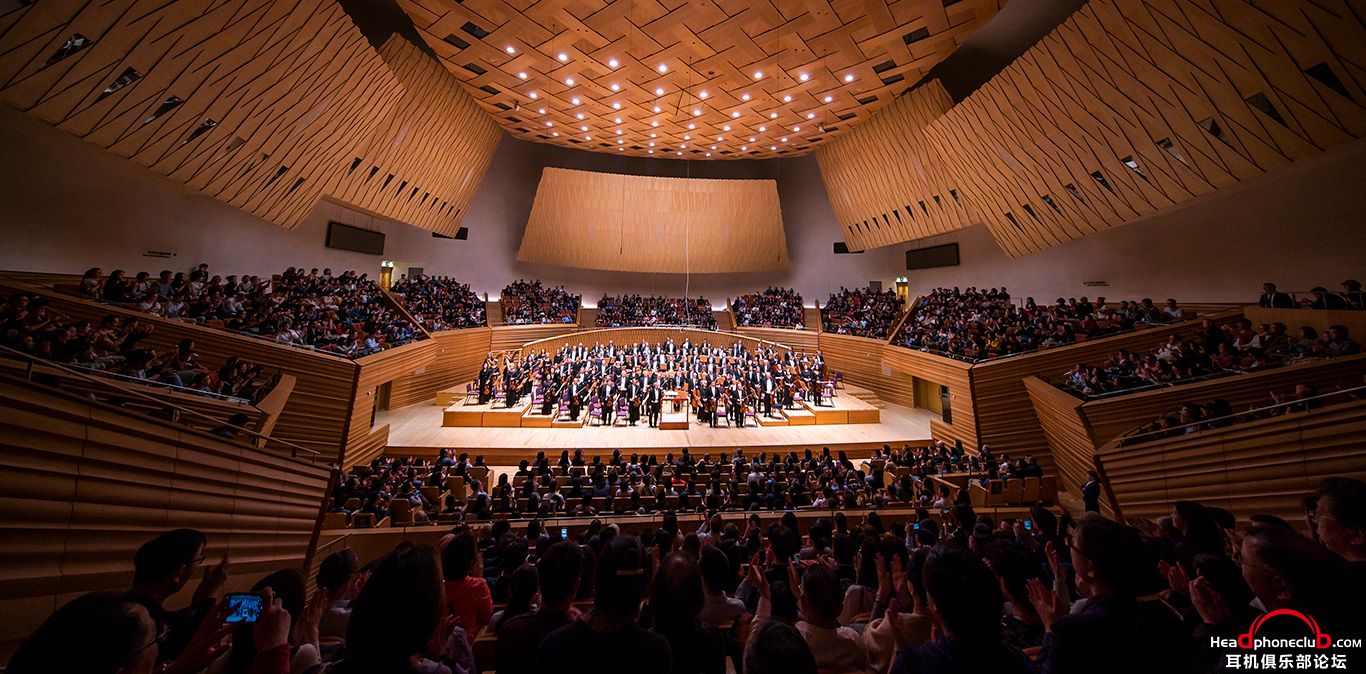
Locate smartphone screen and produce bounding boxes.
[224,592,263,624]
[912,522,920,530]
[1024,519,1033,531]
[560,527,569,540]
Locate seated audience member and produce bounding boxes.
[594,294,717,329]
[864,546,934,674]
[130,529,227,664]
[699,546,747,629]
[329,544,472,674]
[733,287,804,329]
[315,549,360,641]
[1027,514,1194,674]
[210,569,320,674]
[496,541,585,674]
[744,620,819,674]
[1307,477,1366,569]
[1258,282,1294,308]
[890,546,1038,674]
[1303,286,1349,310]
[753,561,866,672]
[501,279,579,324]
[442,532,494,637]
[490,564,538,632]
[538,536,672,674]
[646,551,727,674]
[821,287,903,339]
[392,276,487,330]
[1341,279,1364,309]
[7,591,161,674]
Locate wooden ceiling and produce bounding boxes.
[397,0,1007,159]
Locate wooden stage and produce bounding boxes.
[379,394,938,463]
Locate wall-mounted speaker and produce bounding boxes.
[834,242,862,254]
[455,226,469,240]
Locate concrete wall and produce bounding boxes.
[1,105,1362,306]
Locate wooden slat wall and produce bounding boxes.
[818,333,915,408]
[1243,307,1366,341]
[347,340,442,465]
[733,326,819,353]
[1022,376,1101,504]
[518,168,789,273]
[1097,400,1366,526]
[491,324,577,352]
[882,346,973,446]
[387,328,494,409]
[0,375,331,644]
[522,327,794,352]
[0,282,358,458]
[816,0,1366,256]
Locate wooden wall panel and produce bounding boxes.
[1097,400,1366,527]
[491,324,578,352]
[0,375,331,644]
[519,168,788,273]
[0,1,501,233]
[734,326,820,353]
[387,328,494,408]
[817,0,1366,256]
[399,0,1005,159]
[1023,375,1101,505]
[882,345,974,446]
[347,339,443,465]
[0,282,358,458]
[522,328,796,353]
[816,81,971,250]
[818,333,915,409]
[329,37,502,236]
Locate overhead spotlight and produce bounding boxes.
[722,125,731,131]
[650,133,657,137]
[619,147,624,151]
[705,152,711,157]
[731,111,740,118]
[649,141,655,146]
[783,95,791,102]
[758,126,766,131]
[753,71,763,79]
[658,63,668,72]
[700,91,709,99]
[770,145,777,149]
[557,52,569,62]
[655,87,664,96]
[564,77,574,85]
[608,58,619,68]
[687,123,695,129]
[677,151,682,155]
[610,83,620,91]
[693,109,701,116]
[612,102,621,109]
[807,112,815,119]
[538,108,545,114]
[616,129,622,135]
[824,95,833,103]
[651,121,659,127]
[614,117,622,123]
[506,46,517,54]
[684,134,691,140]
[576,113,584,119]
[552,131,558,136]
[793,126,800,131]
[518,72,527,79]
[571,97,580,105]
[770,112,778,118]
[799,72,809,81]
[648,149,654,153]
[580,125,588,131]
[781,137,787,142]
[711,145,717,149]
[716,136,724,141]
[680,143,686,148]
[545,121,553,127]
[653,106,661,113]
[844,73,854,82]
[749,136,756,142]
[741,93,751,101]
[584,135,591,140]
[740,145,747,150]
[530,91,538,99]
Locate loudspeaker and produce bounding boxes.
[455,227,469,240]
[834,242,862,254]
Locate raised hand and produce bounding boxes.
[1159,560,1190,596]
[1190,576,1232,626]
[1026,577,1059,632]
[253,587,291,653]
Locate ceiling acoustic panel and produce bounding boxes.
[817,0,1366,256]
[397,0,1007,160]
[0,0,501,233]
[518,167,788,273]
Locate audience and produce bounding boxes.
[392,275,487,331]
[1259,280,1364,310]
[1130,376,1365,441]
[898,287,1182,362]
[822,288,903,339]
[595,294,716,329]
[501,279,578,325]
[733,287,804,329]
[14,475,1366,674]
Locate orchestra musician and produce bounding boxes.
[628,394,641,426]
[647,385,662,427]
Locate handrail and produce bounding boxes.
[1117,384,1366,447]
[1049,355,1326,400]
[0,343,323,459]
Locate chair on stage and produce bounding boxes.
[464,382,477,403]
[530,384,545,410]
[834,372,845,389]
[556,389,571,418]
[588,400,603,426]
[615,398,630,425]
[822,380,836,400]
[745,406,758,426]
[715,401,729,427]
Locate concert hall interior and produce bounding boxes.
[1,0,1365,672]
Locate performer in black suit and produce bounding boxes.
[628,395,641,426]
[646,385,662,427]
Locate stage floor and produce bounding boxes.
[379,398,938,461]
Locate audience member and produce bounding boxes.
[595,294,716,329]
[392,275,487,331]
[822,287,903,339]
[501,279,579,324]
[733,287,804,329]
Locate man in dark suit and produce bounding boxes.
[1082,470,1102,512]
[646,386,662,427]
[1258,282,1294,308]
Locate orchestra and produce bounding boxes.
[471,338,829,428]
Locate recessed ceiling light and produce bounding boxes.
[844,73,854,82]
[758,126,766,131]
[658,63,668,72]
[799,73,809,81]
[677,151,682,155]
[770,112,778,118]
[538,108,545,114]
[610,83,620,91]
[546,121,554,126]
[650,133,657,137]
[783,95,791,102]
[576,113,584,119]
[655,87,664,96]
[585,135,591,139]
[700,91,709,99]
[716,136,723,141]
[557,53,569,62]
[564,77,574,85]
[619,147,624,151]
[571,97,580,105]
[530,91,538,99]
[731,111,740,118]
[687,123,695,129]
[749,136,756,142]
[653,106,661,113]
[722,125,731,131]
[684,134,691,140]
[824,96,833,103]
[711,145,717,149]
[609,58,620,68]
[705,152,711,157]
[693,109,701,116]
[651,121,659,127]
[781,137,788,142]
[518,72,527,79]
[770,145,777,150]
[506,46,517,54]
[741,145,747,150]
[552,131,558,136]
[612,102,621,109]
[614,117,622,123]
[807,113,815,119]
[649,141,655,146]
[648,149,654,153]
[680,143,686,148]
[618,139,624,143]
[581,125,588,131]
[793,126,800,131]
[753,71,763,79]
[616,129,622,135]
[741,93,751,101]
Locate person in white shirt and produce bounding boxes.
[751,561,867,672]
[1162,298,1185,321]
